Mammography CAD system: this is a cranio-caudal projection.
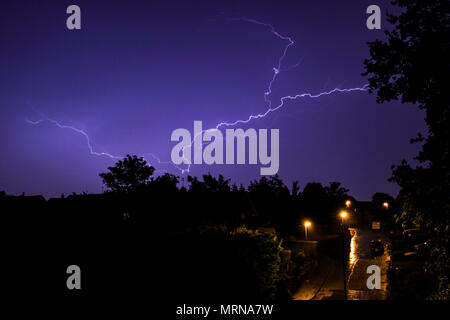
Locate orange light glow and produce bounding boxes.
[339,210,348,219]
[349,228,358,269]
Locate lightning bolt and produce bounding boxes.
[214,18,369,128]
[25,117,121,160]
[26,18,369,175]
[25,116,174,175]
[176,18,369,173]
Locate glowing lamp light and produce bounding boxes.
[339,211,348,219]
[304,221,312,240]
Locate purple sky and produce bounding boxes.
[0,0,425,199]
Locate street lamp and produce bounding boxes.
[304,221,312,240]
[338,210,349,300]
[345,200,351,208]
[383,202,389,216]
[339,210,348,226]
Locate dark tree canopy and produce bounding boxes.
[99,154,155,193]
[363,0,449,299]
[325,182,349,199]
[148,173,180,193]
[363,0,448,107]
[363,0,449,228]
[371,192,394,206]
[363,0,449,168]
[187,174,231,193]
[248,175,289,196]
[302,182,327,203]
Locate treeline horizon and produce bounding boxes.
[1,154,396,238]
[0,153,393,203]
[0,154,394,299]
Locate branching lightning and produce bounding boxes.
[26,18,369,175]
[25,117,121,160]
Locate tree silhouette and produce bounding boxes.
[291,181,300,197]
[187,174,231,193]
[325,182,349,199]
[371,192,394,207]
[248,175,289,196]
[99,154,155,193]
[363,0,449,299]
[148,173,179,193]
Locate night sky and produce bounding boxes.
[0,0,425,199]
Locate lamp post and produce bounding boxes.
[304,221,311,240]
[383,202,389,214]
[339,210,348,300]
[339,210,348,227]
[345,200,351,208]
